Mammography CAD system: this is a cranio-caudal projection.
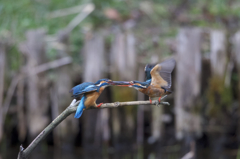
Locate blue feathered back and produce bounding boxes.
[70,82,95,98]
[145,64,156,80]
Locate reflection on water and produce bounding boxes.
[0,143,238,159]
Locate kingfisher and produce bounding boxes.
[70,79,115,118]
[113,59,176,104]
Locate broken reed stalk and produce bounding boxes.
[17,97,169,159]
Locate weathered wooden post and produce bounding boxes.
[148,54,165,144]
[17,77,26,142]
[207,30,231,119]
[110,30,137,144]
[205,29,231,154]
[0,41,6,142]
[231,31,240,142]
[50,85,61,147]
[231,31,240,67]
[20,29,50,140]
[137,65,145,145]
[175,28,202,156]
[54,30,77,146]
[232,31,240,77]
[82,32,108,147]
[125,30,137,140]
[210,30,227,77]
[110,31,124,145]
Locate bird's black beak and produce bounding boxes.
[110,81,132,86]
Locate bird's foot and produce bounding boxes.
[149,99,152,104]
[97,103,103,108]
[155,97,161,107]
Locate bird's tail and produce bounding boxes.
[74,95,86,118]
[166,89,172,94]
[161,86,172,94]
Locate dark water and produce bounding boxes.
[0,143,238,159]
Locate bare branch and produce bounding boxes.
[17,98,170,159]
[32,56,72,74]
[66,3,95,32]
[3,75,22,122]
[47,5,85,19]
[0,41,6,141]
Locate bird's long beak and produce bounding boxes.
[110,81,132,86]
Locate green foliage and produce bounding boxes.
[237,147,240,159]
[153,4,169,18]
[1,0,240,70]
[112,86,136,103]
[1,0,239,39]
[207,77,233,117]
[69,29,84,63]
[111,86,137,114]
[232,72,239,81]
[90,0,131,27]
[0,0,83,38]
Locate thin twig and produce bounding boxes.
[47,5,85,19]
[66,3,95,32]
[17,98,170,159]
[32,56,72,74]
[2,75,22,122]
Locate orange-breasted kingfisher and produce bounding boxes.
[113,59,176,104]
[70,79,114,118]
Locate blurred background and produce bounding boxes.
[1,0,240,158]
